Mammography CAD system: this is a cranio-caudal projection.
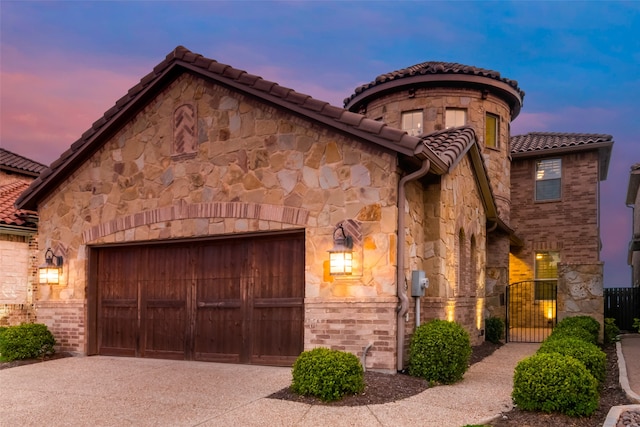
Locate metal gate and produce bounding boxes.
[506,280,557,342]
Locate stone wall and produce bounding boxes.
[34,72,403,369]
[557,262,604,332]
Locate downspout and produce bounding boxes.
[397,158,431,371]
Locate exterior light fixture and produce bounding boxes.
[39,248,63,285]
[328,224,354,276]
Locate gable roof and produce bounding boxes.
[344,61,525,119]
[15,46,498,224]
[510,132,614,180]
[0,148,47,177]
[0,180,37,232]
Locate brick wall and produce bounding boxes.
[304,298,397,372]
[0,233,37,326]
[511,151,600,270]
[35,301,85,353]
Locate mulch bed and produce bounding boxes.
[268,342,632,427]
[0,352,72,370]
[267,340,501,406]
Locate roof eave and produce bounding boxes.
[511,140,614,180]
[345,74,524,119]
[626,168,640,206]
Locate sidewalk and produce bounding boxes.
[0,343,539,427]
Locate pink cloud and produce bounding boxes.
[0,46,148,165]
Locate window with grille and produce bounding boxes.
[401,111,423,136]
[534,251,559,300]
[535,158,562,201]
[445,108,466,128]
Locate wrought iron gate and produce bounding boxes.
[506,280,557,342]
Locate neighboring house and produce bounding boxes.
[0,148,46,325]
[628,163,640,287]
[15,47,612,370]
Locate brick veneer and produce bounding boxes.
[35,301,85,353]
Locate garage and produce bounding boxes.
[90,231,304,366]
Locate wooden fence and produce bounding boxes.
[604,287,640,331]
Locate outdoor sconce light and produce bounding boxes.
[38,248,63,285]
[328,224,354,276]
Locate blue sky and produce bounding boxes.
[1,1,638,286]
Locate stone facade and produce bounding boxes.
[35,73,406,370]
[354,85,511,338]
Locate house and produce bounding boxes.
[15,47,612,370]
[0,148,46,325]
[508,133,613,340]
[628,163,640,287]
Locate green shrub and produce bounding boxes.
[554,316,600,343]
[485,317,504,344]
[604,318,620,343]
[408,319,471,384]
[538,337,606,383]
[633,318,640,333]
[291,347,364,402]
[512,352,599,417]
[547,325,597,345]
[0,323,55,362]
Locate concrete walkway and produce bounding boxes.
[618,334,640,403]
[0,343,539,427]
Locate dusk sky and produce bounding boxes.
[1,1,638,286]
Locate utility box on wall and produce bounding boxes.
[411,270,429,297]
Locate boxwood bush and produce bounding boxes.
[554,316,600,343]
[408,319,471,384]
[512,352,599,417]
[291,347,364,402]
[485,317,504,344]
[0,323,56,362]
[537,337,606,383]
[546,325,597,345]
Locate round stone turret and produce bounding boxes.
[344,61,525,222]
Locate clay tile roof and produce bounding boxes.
[511,132,614,180]
[344,61,525,107]
[0,180,37,228]
[510,132,613,153]
[0,148,47,177]
[420,126,476,171]
[16,46,427,210]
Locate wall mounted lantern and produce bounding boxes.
[39,248,63,285]
[328,224,354,276]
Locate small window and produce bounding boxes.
[534,251,559,300]
[535,158,562,201]
[445,108,466,128]
[485,113,499,148]
[401,111,423,136]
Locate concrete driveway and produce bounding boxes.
[0,344,539,427]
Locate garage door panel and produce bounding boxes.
[99,305,137,356]
[251,306,303,363]
[143,306,187,359]
[195,307,243,362]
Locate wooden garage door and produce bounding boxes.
[95,232,304,366]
